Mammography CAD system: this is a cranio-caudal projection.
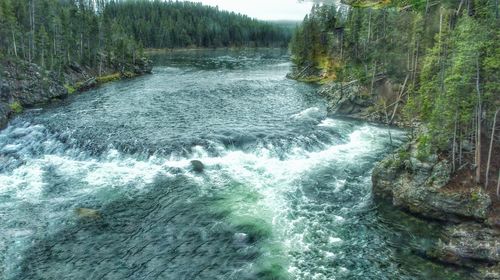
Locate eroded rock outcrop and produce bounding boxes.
[0,59,68,129]
[372,141,499,277]
[427,223,500,267]
[318,81,375,116]
[372,143,491,221]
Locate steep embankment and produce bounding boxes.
[306,77,500,277]
[372,140,500,278]
[0,57,152,129]
[288,1,500,277]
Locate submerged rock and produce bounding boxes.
[190,160,205,173]
[233,232,249,245]
[75,208,102,219]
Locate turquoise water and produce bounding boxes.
[0,50,469,279]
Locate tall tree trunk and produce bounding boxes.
[475,57,482,184]
[497,170,500,197]
[390,74,409,124]
[367,9,372,45]
[41,36,44,68]
[29,1,33,62]
[459,128,463,166]
[383,100,394,147]
[370,61,377,96]
[11,30,17,57]
[452,109,459,171]
[412,41,420,85]
[80,33,83,61]
[340,30,343,60]
[496,0,499,19]
[457,0,465,15]
[52,35,56,68]
[485,108,499,189]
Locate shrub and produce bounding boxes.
[64,84,77,94]
[9,101,23,114]
[96,73,121,84]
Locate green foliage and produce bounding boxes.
[103,1,291,49]
[64,84,76,95]
[96,73,121,84]
[471,189,480,202]
[416,134,431,161]
[289,3,428,84]
[291,1,499,158]
[9,101,23,114]
[398,149,411,161]
[0,0,290,74]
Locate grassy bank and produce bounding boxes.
[65,71,141,95]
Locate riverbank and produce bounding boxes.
[372,141,500,278]
[144,47,288,54]
[288,68,408,127]
[0,56,152,130]
[289,70,500,278]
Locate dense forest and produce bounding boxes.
[290,0,499,191]
[0,0,291,73]
[104,1,292,49]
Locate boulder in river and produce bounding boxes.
[75,208,102,219]
[190,160,205,173]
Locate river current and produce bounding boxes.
[0,50,470,279]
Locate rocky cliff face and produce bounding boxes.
[0,57,152,129]
[0,59,67,129]
[372,143,491,221]
[318,81,374,115]
[315,78,405,125]
[372,142,499,277]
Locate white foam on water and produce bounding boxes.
[317,118,338,127]
[0,119,403,279]
[329,237,343,244]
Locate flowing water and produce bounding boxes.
[0,50,470,279]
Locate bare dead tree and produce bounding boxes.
[486,108,499,189]
[11,30,18,57]
[390,74,409,124]
[383,100,394,150]
[497,170,500,197]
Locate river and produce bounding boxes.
[0,49,470,279]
